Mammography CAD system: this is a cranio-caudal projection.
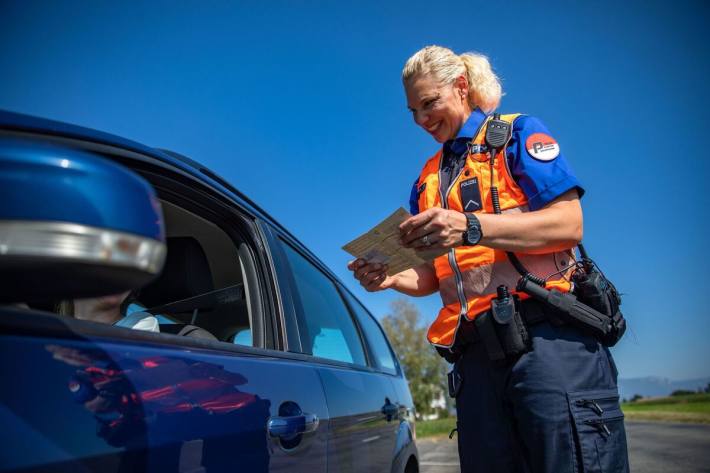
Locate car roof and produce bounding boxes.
[0,109,336,279]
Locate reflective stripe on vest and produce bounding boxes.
[417,113,575,348]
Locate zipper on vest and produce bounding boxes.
[438,161,468,319]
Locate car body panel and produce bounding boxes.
[0,310,328,473]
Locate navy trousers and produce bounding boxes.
[454,321,629,473]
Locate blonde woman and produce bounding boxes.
[349,45,627,473]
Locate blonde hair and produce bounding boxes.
[402,45,503,113]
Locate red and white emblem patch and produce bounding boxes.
[525,133,560,161]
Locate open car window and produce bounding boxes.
[39,193,264,350]
[129,199,256,346]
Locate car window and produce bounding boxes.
[135,200,256,345]
[55,199,259,348]
[280,242,367,366]
[341,289,398,375]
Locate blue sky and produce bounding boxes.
[1,0,709,379]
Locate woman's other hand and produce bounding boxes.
[347,259,396,292]
[399,207,467,251]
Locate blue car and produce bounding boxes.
[0,110,419,473]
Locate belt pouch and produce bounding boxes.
[495,310,531,357]
[474,312,506,362]
[491,296,531,358]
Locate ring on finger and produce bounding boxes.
[421,234,431,247]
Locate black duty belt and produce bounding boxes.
[454,298,552,347]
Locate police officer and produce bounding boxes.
[348,45,629,473]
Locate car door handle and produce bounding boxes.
[267,413,319,439]
[381,402,399,420]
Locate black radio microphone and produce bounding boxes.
[485,113,511,151]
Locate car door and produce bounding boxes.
[0,139,329,473]
[339,287,419,473]
[268,234,401,472]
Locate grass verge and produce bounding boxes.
[416,394,710,437]
[621,392,710,424]
[416,417,456,439]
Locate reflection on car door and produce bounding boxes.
[317,365,400,472]
[0,311,329,473]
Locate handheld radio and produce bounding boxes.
[484,113,511,214]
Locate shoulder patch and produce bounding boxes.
[525,133,560,161]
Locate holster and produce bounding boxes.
[474,300,531,363]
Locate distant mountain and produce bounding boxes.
[618,376,710,400]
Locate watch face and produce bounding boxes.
[465,215,481,245]
[465,227,481,245]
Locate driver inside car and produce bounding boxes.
[57,291,160,332]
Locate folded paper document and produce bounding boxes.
[342,207,448,276]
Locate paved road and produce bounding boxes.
[417,421,710,472]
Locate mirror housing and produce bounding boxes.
[0,137,166,303]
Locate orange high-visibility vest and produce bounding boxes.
[417,114,575,348]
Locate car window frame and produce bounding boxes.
[0,131,283,355]
[132,169,273,350]
[255,221,303,353]
[87,140,286,353]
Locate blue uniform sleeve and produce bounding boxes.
[507,116,585,211]
[409,178,420,215]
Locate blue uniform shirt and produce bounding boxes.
[409,110,584,214]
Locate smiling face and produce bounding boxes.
[405,74,472,143]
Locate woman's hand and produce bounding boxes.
[347,259,397,292]
[399,207,467,251]
[347,260,440,296]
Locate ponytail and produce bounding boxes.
[459,52,502,113]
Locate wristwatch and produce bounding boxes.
[462,213,482,246]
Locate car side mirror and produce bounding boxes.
[0,137,167,303]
